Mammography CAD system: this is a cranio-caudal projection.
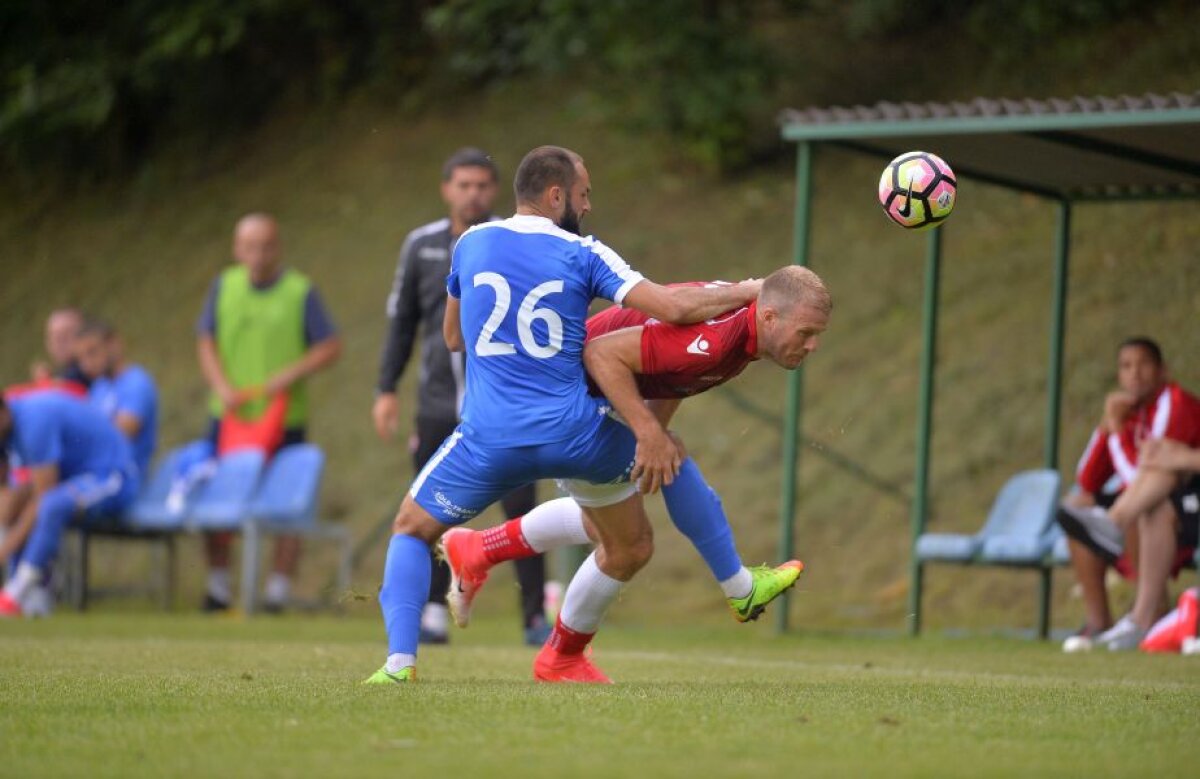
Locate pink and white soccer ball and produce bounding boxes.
[878,151,957,230]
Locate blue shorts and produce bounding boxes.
[410,414,637,525]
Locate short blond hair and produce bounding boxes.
[759,265,831,315]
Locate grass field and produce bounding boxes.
[1,612,1195,778]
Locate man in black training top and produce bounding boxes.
[373,148,550,646]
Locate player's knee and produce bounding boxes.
[628,533,654,572]
[391,498,444,543]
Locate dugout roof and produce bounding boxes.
[779,90,1200,201]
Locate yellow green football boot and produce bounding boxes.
[728,560,805,623]
[362,665,417,684]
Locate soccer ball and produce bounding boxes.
[878,151,957,230]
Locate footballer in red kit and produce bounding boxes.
[440,267,832,682]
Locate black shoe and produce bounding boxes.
[1057,503,1123,563]
[202,594,231,613]
[418,626,449,645]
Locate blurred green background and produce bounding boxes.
[2,0,1198,632]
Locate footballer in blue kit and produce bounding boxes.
[367,145,761,684]
[0,391,139,617]
[75,319,159,476]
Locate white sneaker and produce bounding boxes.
[1182,637,1200,656]
[20,585,54,618]
[1095,615,1145,652]
[1062,633,1094,653]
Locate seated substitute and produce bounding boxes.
[75,318,159,476]
[0,391,139,617]
[1057,337,1200,651]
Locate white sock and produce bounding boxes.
[385,653,416,672]
[720,567,754,599]
[264,573,290,605]
[421,602,449,634]
[3,562,42,601]
[521,498,589,552]
[207,568,232,603]
[558,552,623,634]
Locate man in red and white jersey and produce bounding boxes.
[1058,337,1200,652]
[439,266,830,681]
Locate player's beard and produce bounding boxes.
[558,200,582,236]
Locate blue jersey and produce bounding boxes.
[89,364,159,475]
[448,214,643,446]
[6,392,135,479]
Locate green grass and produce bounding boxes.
[1,612,1195,778]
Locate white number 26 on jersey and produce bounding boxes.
[473,272,564,359]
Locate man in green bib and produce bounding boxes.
[196,213,342,612]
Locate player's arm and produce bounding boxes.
[375,237,426,438]
[0,464,57,562]
[443,294,464,353]
[1140,438,1200,472]
[622,279,760,326]
[584,327,681,494]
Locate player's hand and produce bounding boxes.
[1139,438,1196,472]
[631,427,683,495]
[263,374,291,398]
[1103,390,1136,433]
[735,278,763,302]
[223,385,262,411]
[373,393,400,441]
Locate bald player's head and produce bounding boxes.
[755,266,832,370]
[232,212,281,284]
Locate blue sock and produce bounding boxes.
[379,534,433,656]
[661,458,743,582]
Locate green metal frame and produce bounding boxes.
[776,142,812,633]
[776,102,1200,639]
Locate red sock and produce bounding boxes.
[546,616,595,655]
[480,518,536,565]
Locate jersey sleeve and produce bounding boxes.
[18,412,63,468]
[1153,385,1200,446]
[641,321,719,375]
[582,237,644,305]
[1074,427,1114,495]
[116,372,157,423]
[446,234,464,299]
[303,287,338,345]
[195,278,221,337]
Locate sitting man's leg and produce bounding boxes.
[1,471,136,617]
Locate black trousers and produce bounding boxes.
[414,416,546,627]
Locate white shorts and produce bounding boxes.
[556,478,638,509]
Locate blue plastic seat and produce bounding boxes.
[125,446,189,530]
[915,469,1061,565]
[248,444,324,527]
[1048,526,1071,565]
[188,450,266,530]
[915,533,980,561]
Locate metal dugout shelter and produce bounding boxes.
[774,91,1200,636]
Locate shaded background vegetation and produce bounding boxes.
[1,0,1198,632]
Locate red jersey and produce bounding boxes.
[1075,381,1200,494]
[585,283,759,399]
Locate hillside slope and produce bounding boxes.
[2,76,1198,631]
